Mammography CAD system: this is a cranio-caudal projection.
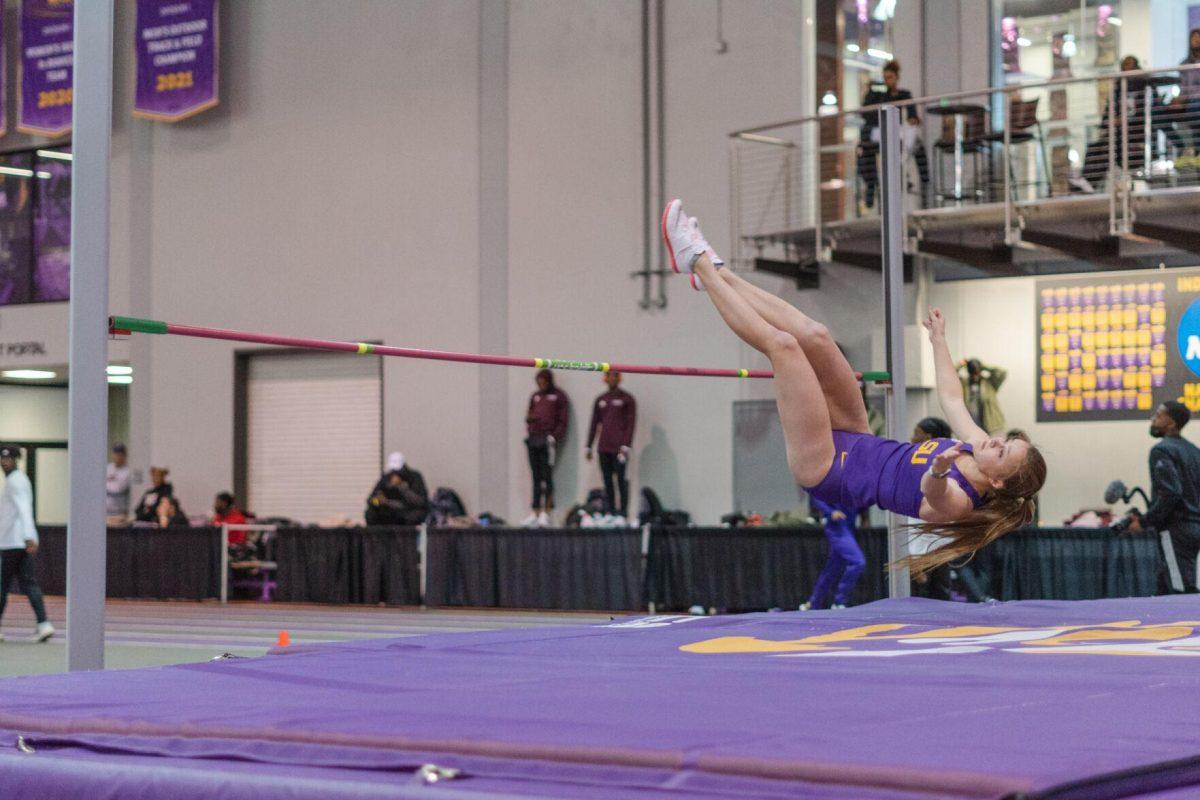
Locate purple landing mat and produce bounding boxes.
[3,596,1200,799]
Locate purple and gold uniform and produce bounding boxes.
[808,431,985,519]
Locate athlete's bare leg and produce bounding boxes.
[693,253,834,486]
[715,268,869,434]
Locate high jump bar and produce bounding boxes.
[109,316,891,383]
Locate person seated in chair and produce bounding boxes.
[365,454,430,526]
[156,495,190,528]
[211,491,250,545]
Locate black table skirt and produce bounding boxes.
[27,524,1164,611]
[271,526,420,605]
[645,526,1163,610]
[36,526,222,601]
[425,527,643,611]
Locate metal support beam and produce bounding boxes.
[880,107,910,599]
[66,0,115,671]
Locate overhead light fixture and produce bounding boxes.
[1108,17,1122,26]
[3,369,57,380]
[107,375,133,385]
[106,365,133,376]
[0,166,33,178]
[35,171,51,179]
[1017,37,1032,47]
[867,48,893,60]
[846,43,860,53]
[821,91,838,106]
[36,150,72,161]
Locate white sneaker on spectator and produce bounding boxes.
[798,602,812,611]
[520,512,539,527]
[536,511,551,527]
[35,622,54,642]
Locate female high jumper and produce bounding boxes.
[662,200,1046,576]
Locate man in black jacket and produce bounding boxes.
[1128,401,1200,591]
[857,60,929,209]
[365,453,430,526]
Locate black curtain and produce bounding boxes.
[35,526,220,600]
[646,526,887,611]
[31,524,1165,611]
[271,527,420,605]
[426,528,643,611]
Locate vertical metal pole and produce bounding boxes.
[1143,87,1152,177]
[953,112,964,202]
[880,107,910,599]
[66,0,114,672]
[1107,80,1116,235]
[418,523,428,608]
[1120,77,1130,231]
[1002,92,1012,243]
[219,525,229,604]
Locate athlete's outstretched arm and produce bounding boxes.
[922,308,987,444]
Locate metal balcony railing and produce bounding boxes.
[730,64,1200,276]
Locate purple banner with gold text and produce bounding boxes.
[134,0,219,121]
[19,0,72,137]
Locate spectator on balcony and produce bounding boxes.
[156,495,190,528]
[857,60,929,210]
[106,443,131,525]
[134,466,174,523]
[1076,55,1183,192]
[1177,29,1200,150]
[212,491,249,545]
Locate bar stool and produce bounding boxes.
[983,96,1051,199]
[930,103,989,203]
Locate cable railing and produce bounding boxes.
[730,63,1200,272]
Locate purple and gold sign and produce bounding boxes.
[134,0,219,121]
[19,0,72,137]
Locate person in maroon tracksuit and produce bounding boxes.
[586,372,637,518]
[523,369,570,526]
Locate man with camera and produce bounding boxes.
[1125,401,1200,592]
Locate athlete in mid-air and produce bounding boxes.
[662,199,1046,575]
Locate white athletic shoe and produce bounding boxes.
[661,199,724,278]
[35,622,54,642]
[688,604,707,616]
[798,602,813,611]
[520,512,539,527]
[830,604,846,610]
[536,511,551,527]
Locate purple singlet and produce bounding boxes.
[807,431,985,519]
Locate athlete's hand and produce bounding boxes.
[830,510,847,522]
[930,443,963,475]
[922,308,946,342]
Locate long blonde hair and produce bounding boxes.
[902,437,1047,578]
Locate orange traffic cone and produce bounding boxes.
[276,630,290,647]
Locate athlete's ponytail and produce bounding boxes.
[901,442,1047,578]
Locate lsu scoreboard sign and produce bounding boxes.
[1037,268,1200,422]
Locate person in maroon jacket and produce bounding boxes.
[523,369,570,526]
[586,371,637,519]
